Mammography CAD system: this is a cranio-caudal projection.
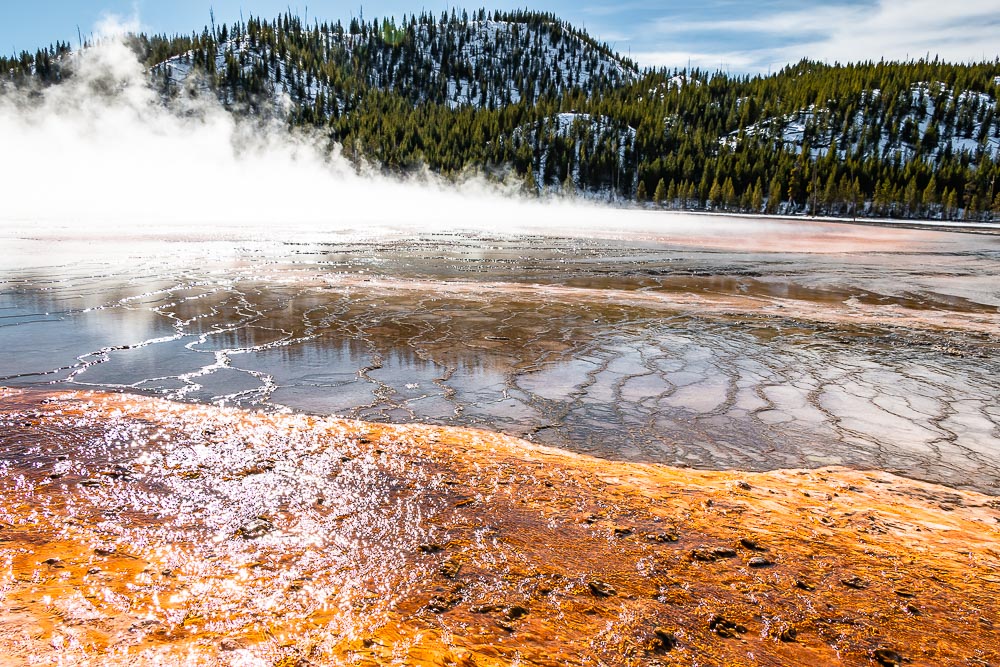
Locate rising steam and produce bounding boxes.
[0,23,941,252]
[0,25,585,240]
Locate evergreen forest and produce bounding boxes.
[4,9,1000,221]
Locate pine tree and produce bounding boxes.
[666,179,678,208]
[739,188,751,212]
[751,179,763,212]
[849,178,863,219]
[767,176,782,214]
[822,172,838,211]
[963,180,980,219]
[943,188,958,219]
[637,180,647,202]
[698,172,712,207]
[524,163,537,196]
[787,163,804,211]
[903,177,920,217]
[722,177,736,210]
[873,180,889,216]
[653,178,667,205]
[922,175,938,215]
[965,193,979,220]
[708,178,722,210]
[563,171,575,196]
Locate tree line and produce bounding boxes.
[3,11,1000,219]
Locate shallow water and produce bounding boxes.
[2,215,999,492]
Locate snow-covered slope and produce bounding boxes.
[506,112,637,194]
[151,16,638,113]
[725,83,1000,161]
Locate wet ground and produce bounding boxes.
[2,214,999,493]
[1,388,998,666]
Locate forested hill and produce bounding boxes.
[4,9,1000,221]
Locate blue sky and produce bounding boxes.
[4,0,1000,72]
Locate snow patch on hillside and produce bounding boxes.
[151,19,635,113]
[509,112,636,193]
[724,82,1000,162]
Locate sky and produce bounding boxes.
[4,0,1000,73]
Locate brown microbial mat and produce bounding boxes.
[1,387,998,666]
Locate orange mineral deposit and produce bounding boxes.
[0,387,998,666]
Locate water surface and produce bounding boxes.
[2,214,998,491]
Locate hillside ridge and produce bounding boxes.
[3,10,1000,221]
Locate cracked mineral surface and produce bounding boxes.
[2,218,998,492]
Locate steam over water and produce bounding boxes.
[2,220,999,493]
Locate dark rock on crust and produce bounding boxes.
[438,557,462,579]
[588,580,616,597]
[709,615,747,638]
[236,516,274,540]
[645,532,679,543]
[506,605,530,620]
[653,627,677,652]
[873,648,904,666]
[739,537,767,551]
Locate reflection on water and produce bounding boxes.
[1,221,999,492]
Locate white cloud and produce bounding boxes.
[638,0,1000,71]
[94,9,142,40]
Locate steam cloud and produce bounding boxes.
[0,23,932,252]
[0,27,609,242]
